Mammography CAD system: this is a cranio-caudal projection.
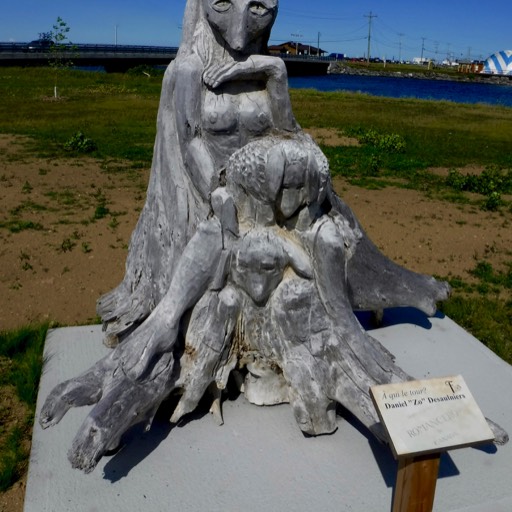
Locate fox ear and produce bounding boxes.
[281,238,313,279]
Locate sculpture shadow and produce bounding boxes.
[356,307,445,332]
[102,395,212,482]
[336,405,460,490]
[102,419,173,483]
[472,442,497,454]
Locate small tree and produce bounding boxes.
[38,31,52,43]
[47,17,76,98]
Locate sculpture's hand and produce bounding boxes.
[203,60,250,88]
[203,56,294,131]
[120,321,178,381]
[203,56,287,89]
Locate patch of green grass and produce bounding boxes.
[0,68,160,165]
[291,89,512,171]
[0,324,50,491]
[10,200,49,216]
[439,259,512,364]
[0,324,49,406]
[0,426,26,492]
[0,220,44,233]
[1,68,511,172]
[44,189,78,206]
[470,261,512,289]
[439,297,512,364]
[445,166,512,210]
[91,189,110,220]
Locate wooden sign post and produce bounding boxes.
[370,375,495,512]
[393,453,440,512]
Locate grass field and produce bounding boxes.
[0,67,511,495]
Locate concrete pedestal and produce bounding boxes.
[25,309,512,511]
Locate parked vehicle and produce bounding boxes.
[24,39,53,52]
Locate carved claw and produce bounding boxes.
[69,372,173,473]
[486,417,509,445]
[69,415,112,473]
[39,371,104,429]
[209,388,224,426]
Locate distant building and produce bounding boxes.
[481,50,512,75]
[458,60,484,74]
[268,42,326,57]
[442,59,459,67]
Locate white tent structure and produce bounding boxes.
[482,50,512,75]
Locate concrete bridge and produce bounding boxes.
[0,43,332,75]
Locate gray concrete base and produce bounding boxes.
[25,309,512,512]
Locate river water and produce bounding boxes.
[288,74,512,108]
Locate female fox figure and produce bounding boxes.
[97,0,298,343]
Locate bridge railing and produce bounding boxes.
[270,52,334,62]
[0,42,179,54]
[2,43,336,60]
[71,44,180,54]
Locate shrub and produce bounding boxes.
[445,166,510,210]
[481,191,502,211]
[64,131,97,153]
[347,127,406,153]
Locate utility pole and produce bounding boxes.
[420,37,426,63]
[291,32,302,55]
[398,33,404,62]
[364,11,377,64]
[317,32,321,57]
[115,24,118,47]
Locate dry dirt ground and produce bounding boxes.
[1,131,511,510]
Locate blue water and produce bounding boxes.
[288,74,512,108]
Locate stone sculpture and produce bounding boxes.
[39,0,508,473]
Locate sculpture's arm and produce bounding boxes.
[185,138,219,200]
[203,55,296,132]
[121,218,224,380]
[174,56,218,200]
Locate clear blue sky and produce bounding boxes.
[1,0,510,62]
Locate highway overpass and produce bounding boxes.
[0,43,332,75]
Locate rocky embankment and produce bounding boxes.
[328,61,512,86]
